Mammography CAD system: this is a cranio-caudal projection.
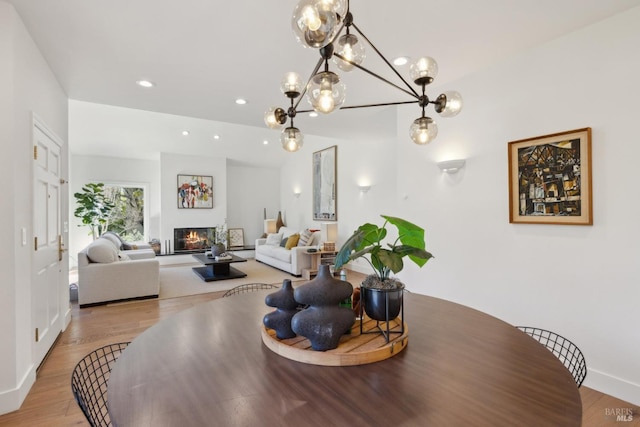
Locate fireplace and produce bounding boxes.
[173,227,216,253]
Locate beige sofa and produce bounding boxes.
[77,236,159,307]
[255,226,321,276]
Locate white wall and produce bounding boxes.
[68,155,161,266]
[160,153,227,252]
[0,2,69,414]
[227,164,280,246]
[394,7,640,405]
[279,6,640,406]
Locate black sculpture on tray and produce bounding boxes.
[263,279,299,339]
[291,265,355,351]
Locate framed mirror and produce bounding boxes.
[313,145,337,221]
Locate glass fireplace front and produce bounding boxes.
[173,227,216,253]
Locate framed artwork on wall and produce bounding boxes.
[177,175,213,209]
[508,127,592,225]
[313,145,337,221]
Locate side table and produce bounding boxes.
[302,250,338,280]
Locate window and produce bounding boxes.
[104,184,147,242]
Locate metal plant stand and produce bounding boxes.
[359,290,405,343]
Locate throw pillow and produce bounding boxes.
[265,233,282,246]
[297,229,313,247]
[86,239,118,263]
[280,237,289,247]
[285,233,300,249]
[100,233,122,250]
[122,242,139,250]
[100,231,122,250]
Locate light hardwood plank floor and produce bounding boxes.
[0,274,637,426]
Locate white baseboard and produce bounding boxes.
[584,369,640,406]
[0,365,36,416]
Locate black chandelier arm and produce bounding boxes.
[333,53,418,99]
[350,22,421,98]
[293,56,325,111]
[339,100,419,110]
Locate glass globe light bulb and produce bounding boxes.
[410,57,439,86]
[280,72,302,97]
[410,117,439,145]
[333,33,366,72]
[436,91,463,118]
[320,0,347,17]
[281,127,304,152]
[291,0,340,49]
[302,5,322,31]
[306,71,346,114]
[264,107,286,129]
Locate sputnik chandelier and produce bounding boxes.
[264,0,463,152]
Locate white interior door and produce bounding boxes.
[32,122,63,367]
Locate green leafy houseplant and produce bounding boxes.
[73,183,115,239]
[335,215,434,290]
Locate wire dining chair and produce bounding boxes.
[222,283,280,297]
[71,342,130,427]
[516,326,587,387]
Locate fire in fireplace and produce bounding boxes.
[174,227,216,253]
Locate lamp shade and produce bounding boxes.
[264,219,277,234]
[321,222,338,244]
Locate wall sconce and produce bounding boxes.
[437,159,466,174]
[358,185,371,193]
[264,219,277,234]
[293,191,301,198]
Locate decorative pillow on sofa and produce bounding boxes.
[122,242,139,250]
[100,232,122,250]
[86,238,118,263]
[297,229,314,247]
[280,237,289,247]
[285,233,300,249]
[266,233,282,246]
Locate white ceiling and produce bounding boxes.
[9,0,640,166]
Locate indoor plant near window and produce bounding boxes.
[334,215,433,321]
[73,183,115,240]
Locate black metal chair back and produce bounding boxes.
[222,283,279,297]
[71,342,130,427]
[516,326,587,387]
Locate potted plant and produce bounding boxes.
[334,215,433,321]
[73,183,115,240]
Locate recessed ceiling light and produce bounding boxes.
[393,56,409,66]
[235,98,247,105]
[263,140,269,145]
[213,135,220,140]
[136,80,155,88]
[181,130,190,136]
[309,112,318,118]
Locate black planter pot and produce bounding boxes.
[362,283,405,321]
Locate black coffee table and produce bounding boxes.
[192,253,247,282]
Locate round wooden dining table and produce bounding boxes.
[108,291,582,426]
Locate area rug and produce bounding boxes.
[159,259,299,299]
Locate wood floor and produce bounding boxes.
[0,280,638,426]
